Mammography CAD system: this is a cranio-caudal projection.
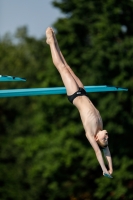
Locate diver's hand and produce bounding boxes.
[108,169,113,175]
[103,171,113,178]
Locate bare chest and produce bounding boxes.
[74,97,103,133]
[81,108,103,131]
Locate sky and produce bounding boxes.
[0,0,64,39]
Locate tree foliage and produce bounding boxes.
[0,0,133,199]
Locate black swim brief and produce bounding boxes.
[67,87,88,104]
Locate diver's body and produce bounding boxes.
[46,27,113,177]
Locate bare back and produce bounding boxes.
[73,95,103,136]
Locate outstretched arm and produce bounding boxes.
[86,133,109,175]
[102,146,113,174]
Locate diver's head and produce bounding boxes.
[95,130,108,149]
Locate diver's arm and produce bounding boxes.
[103,146,113,174]
[86,132,109,174]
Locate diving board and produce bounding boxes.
[0,86,128,98]
[0,75,26,82]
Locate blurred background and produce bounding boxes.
[0,0,64,39]
[0,0,133,200]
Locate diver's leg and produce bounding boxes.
[46,27,79,95]
[52,29,84,88]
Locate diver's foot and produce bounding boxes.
[46,27,54,45]
[51,29,58,46]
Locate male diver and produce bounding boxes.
[46,27,113,178]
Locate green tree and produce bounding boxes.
[52,0,133,199]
